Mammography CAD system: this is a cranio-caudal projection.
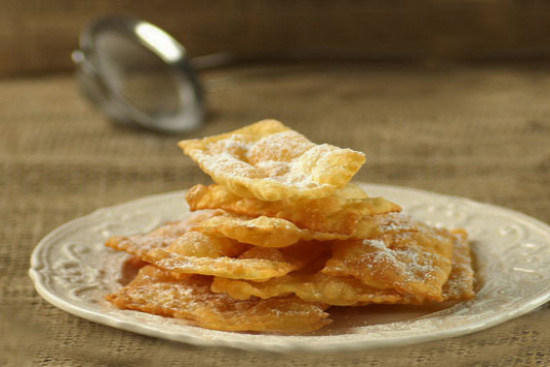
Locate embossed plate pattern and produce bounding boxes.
[29,183,550,353]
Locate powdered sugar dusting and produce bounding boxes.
[107,266,330,332]
[325,216,455,300]
[179,120,365,200]
[105,211,221,257]
[377,213,419,234]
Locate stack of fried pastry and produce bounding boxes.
[105,120,475,333]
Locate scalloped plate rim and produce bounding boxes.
[29,183,550,353]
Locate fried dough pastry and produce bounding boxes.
[105,119,476,334]
[323,220,456,301]
[106,266,331,333]
[197,213,348,247]
[212,231,475,305]
[106,226,247,259]
[353,212,420,239]
[212,272,403,306]
[106,213,331,282]
[104,210,223,257]
[178,120,366,201]
[186,183,401,235]
[144,236,330,281]
[440,230,475,301]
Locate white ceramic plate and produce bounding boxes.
[29,183,550,353]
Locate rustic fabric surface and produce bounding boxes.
[1,62,550,366]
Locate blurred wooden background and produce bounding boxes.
[2,0,550,76]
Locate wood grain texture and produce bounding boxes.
[3,1,550,76]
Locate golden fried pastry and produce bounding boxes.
[211,230,475,305]
[440,230,475,301]
[186,183,401,235]
[108,221,331,281]
[178,120,366,201]
[197,213,348,247]
[143,235,330,281]
[105,119,476,334]
[105,210,223,257]
[106,227,247,260]
[106,266,331,333]
[212,272,403,306]
[323,219,456,301]
[353,212,420,239]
